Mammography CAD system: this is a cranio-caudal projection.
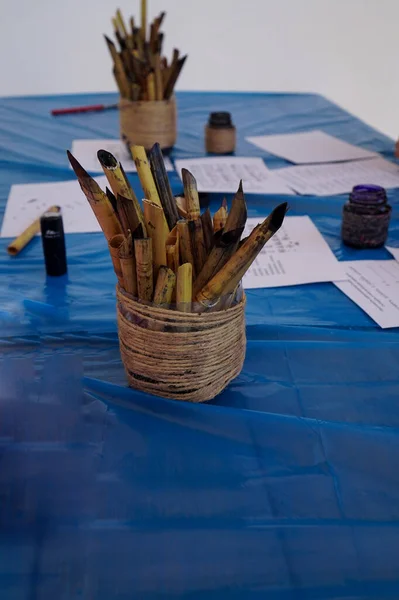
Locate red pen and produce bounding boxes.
[51,103,118,116]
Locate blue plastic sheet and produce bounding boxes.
[1,91,399,598]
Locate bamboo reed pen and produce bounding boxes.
[148,142,179,230]
[176,263,192,312]
[67,151,122,241]
[134,237,153,301]
[177,219,196,279]
[108,233,126,287]
[153,266,176,307]
[130,145,162,208]
[143,199,167,279]
[97,149,146,234]
[119,233,137,296]
[7,205,61,256]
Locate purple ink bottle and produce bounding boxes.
[341,184,392,249]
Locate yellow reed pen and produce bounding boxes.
[7,205,60,256]
[97,149,145,233]
[108,234,126,287]
[141,0,147,41]
[67,151,122,241]
[143,200,167,279]
[134,238,153,301]
[176,263,192,312]
[153,266,176,307]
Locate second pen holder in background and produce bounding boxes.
[119,96,177,151]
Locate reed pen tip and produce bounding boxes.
[67,150,90,179]
[269,202,288,233]
[97,149,118,168]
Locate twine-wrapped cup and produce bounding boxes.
[119,96,177,151]
[116,286,246,403]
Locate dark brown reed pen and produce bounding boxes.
[148,142,179,229]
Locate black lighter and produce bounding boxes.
[40,210,67,276]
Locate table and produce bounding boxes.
[1,91,399,599]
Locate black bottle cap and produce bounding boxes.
[208,112,234,129]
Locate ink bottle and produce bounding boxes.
[341,184,392,248]
[205,112,236,154]
[40,210,67,276]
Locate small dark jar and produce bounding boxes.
[341,184,392,249]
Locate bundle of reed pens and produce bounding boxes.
[106,4,186,101]
[106,2,187,149]
[67,145,288,402]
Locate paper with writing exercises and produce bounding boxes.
[246,130,378,164]
[242,216,345,289]
[275,157,399,196]
[0,178,108,238]
[70,139,173,173]
[334,261,399,329]
[174,157,294,195]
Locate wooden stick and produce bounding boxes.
[176,263,192,312]
[67,151,122,241]
[134,238,153,301]
[143,200,167,279]
[7,205,60,256]
[153,266,176,307]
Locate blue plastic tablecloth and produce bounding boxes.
[1,91,399,599]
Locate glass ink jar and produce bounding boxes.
[205,112,236,154]
[341,184,392,248]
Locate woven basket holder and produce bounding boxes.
[119,96,177,151]
[116,286,246,403]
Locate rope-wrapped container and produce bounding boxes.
[116,286,246,403]
[119,96,177,151]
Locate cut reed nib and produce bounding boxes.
[181,168,200,220]
[195,202,289,305]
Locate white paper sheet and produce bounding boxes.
[242,215,345,289]
[174,157,294,195]
[274,157,399,196]
[246,130,378,164]
[386,246,399,262]
[0,178,108,238]
[70,139,173,173]
[334,260,399,329]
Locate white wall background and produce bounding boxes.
[0,0,397,138]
